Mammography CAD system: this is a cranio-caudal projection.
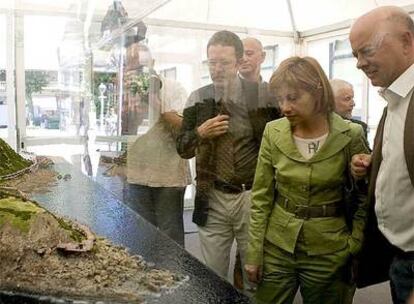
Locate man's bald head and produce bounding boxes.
[242,37,264,51]
[357,6,414,34]
[350,6,414,87]
[239,37,266,82]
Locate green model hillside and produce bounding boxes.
[0,195,85,242]
[0,138,32,177]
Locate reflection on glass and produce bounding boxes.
[0,14,7,140]
[176,31,281,288]
[122,42,191,246]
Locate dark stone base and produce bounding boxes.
[0,159,251,304]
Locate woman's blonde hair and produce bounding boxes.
[269,56,335,115]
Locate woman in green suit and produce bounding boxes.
[245,56,370,304]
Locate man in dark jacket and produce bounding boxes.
[350,6,414,304]
[177,30,279,287]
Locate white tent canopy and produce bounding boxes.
[3,0,414,37]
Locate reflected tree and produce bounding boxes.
[25,70,49,123]
[93,72,116,120]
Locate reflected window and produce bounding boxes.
[329,38,365,121]
[159,67,177,80]
[261,44,278,81]
[262,45,278,69]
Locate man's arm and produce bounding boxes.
[176,104,229,159]
[176,105,199,159]
[161,111,182,129]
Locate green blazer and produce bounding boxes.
[246,113,370,265]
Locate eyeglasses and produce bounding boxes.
[207,60,235,68]
[275,94,299,107]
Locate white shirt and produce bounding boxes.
[149,76,188,126]
[293,133,328,160]
[127,75,192,187]
[375,63,414,251]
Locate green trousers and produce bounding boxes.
[255,239,351,304]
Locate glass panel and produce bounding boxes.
[14,0,294,263]
[18,1,294,168]
[0,14,7,141]
[24,15,75,136]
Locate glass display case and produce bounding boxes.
[1,1,406,302]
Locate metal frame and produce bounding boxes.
[5,10,16,149]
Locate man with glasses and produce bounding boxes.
[350,6,414,303]
[177,31,278,289]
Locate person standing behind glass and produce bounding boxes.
[239,37,265,81]
[177,30,278,288]
[245,56,370,304]
[124,43,191,246]
[330,79,369,139]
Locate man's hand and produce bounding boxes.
[245,264,262,283]
[351,153,372,179]
[196,114,229,139]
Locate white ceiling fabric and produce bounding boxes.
[2,0,414,35]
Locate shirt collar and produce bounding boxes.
[238,73,263,84]
[214,76,241,102]
[380,63,414,99]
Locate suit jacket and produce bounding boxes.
[350,118,369,140]
[176,79,280,226]
[355,93,414,288]
[246,114,370,265]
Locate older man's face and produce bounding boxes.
[239,39,265,78]
[334,86,355,119]
[350,20,407,87]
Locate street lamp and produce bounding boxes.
[98,82,107,129]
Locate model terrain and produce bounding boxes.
[0,139,180,303]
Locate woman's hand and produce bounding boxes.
[245,264,262,283]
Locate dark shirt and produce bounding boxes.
[215,96,258,184]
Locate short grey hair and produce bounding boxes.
[329,79,353,96]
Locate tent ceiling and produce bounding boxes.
[2,0,414,38]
